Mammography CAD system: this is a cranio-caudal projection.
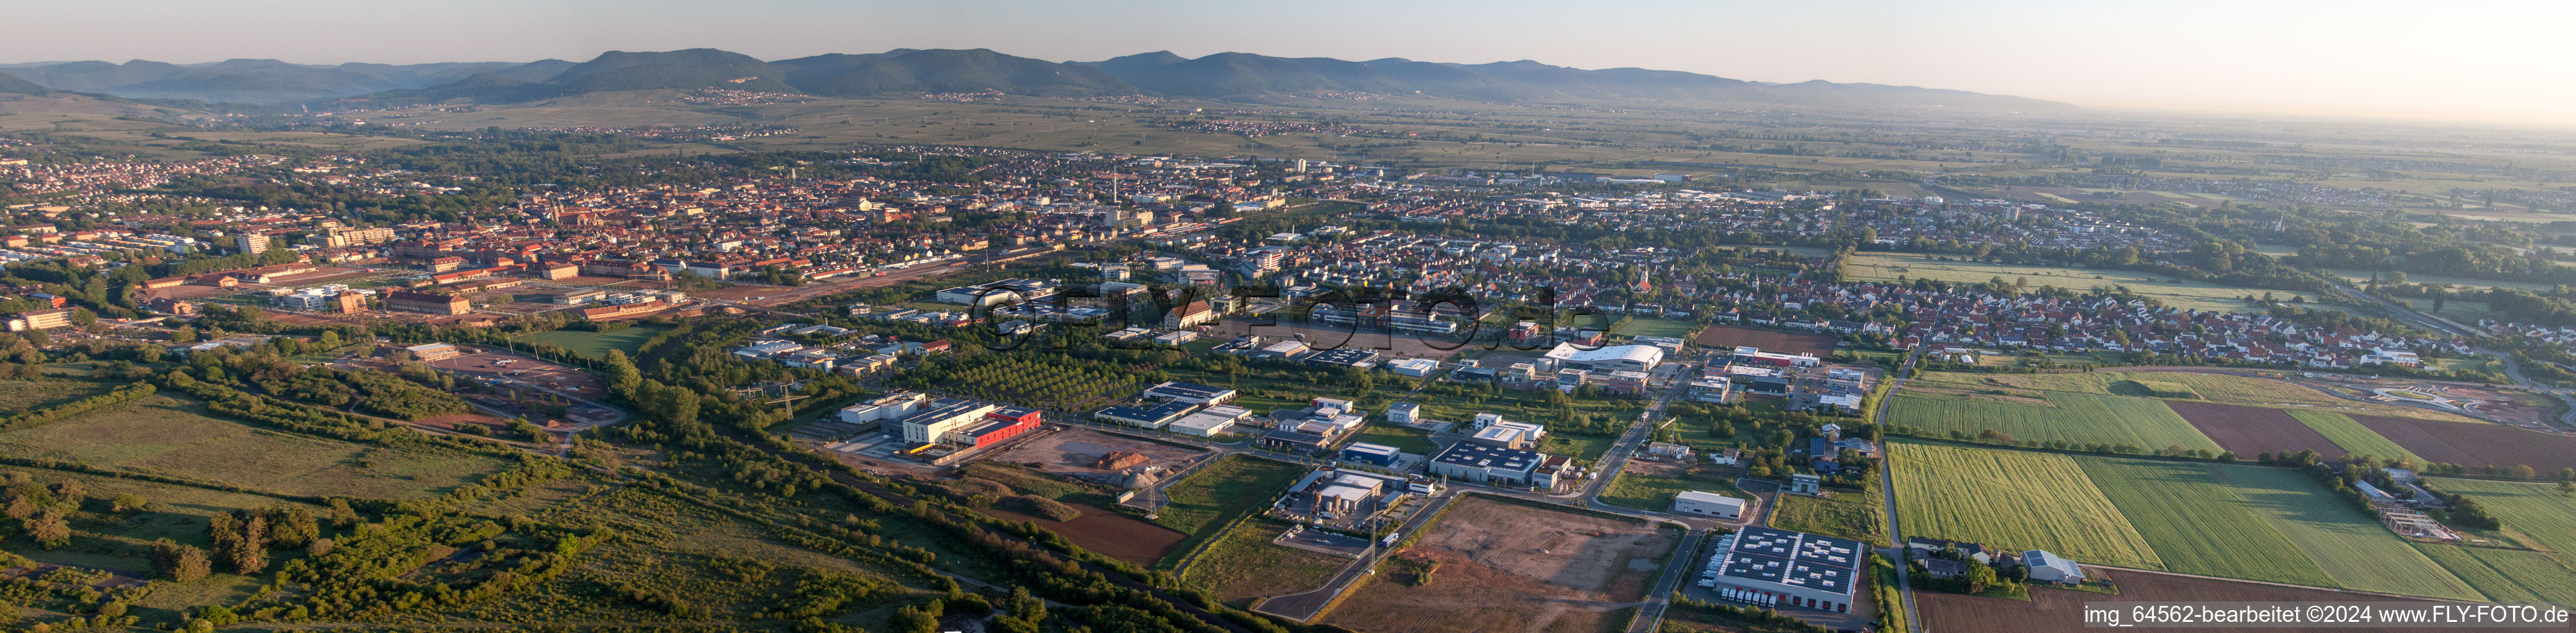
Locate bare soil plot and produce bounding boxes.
[1322,495,1680,633]
[1694,325,1836,355]
[2168,401,2344,458]
[1918,569,2431,633]
[979,427,1209,475]
[980,502,1184,567]
[2350,414,2576,472]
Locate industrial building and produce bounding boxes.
[896,397,1001,444]
[1427,443,1543,485]
[838,391,932,427]
[1696,527,1864,613]
[1167,404,1249,436]
[1543,342,1665,373]
[1671,491,1746,519]
[1092,400,1199,430]
[1140,381,1238,406]
[1340,443,1404,467]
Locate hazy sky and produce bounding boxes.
[6,0,2570,124]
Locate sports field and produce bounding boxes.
[1893,441,2484,598]
[1841,252,2323,313]
[1884,391,2219,452]
[1609,317,1695,339]
[517,325,672,359]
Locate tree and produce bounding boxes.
[2559,481,2575,496]
[109,493,146,512]
[151,540,211,582]
[1964,559,1998,594]
[24,509,69,548]
[604,349,643,399]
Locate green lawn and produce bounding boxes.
[1180,517,1349,606]
[0,394,510,499]
[1888,441,2163,569]
[516,325,673,359]
[1346,423,1436,454]
[1599,467,1744,513]
[2288,411,2429,464]
[1885,391,2219,452]
[1770,485,1886,544]
[1152,454,1313,569]
[1537,433,1618,462]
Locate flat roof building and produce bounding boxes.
[1671,491,1746,519]
[1140,381,1238,406]
[1696,527,1863,613]
[1427,443,1543,485]
[1544,342,1665,373]
[1093,401,1199,430]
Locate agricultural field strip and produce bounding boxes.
[1888,441,2164,569]
[2072,457,2339,587]
[2286,411,2428,464]
[2428,478,2576,556]
[1885,391,2220,452]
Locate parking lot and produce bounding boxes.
[820,429,911,460]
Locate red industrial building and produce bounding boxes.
[946,406,1042,448]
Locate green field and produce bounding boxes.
[1346,423,1436,454]
[2430,478,2576,556]
[0,380,111,417]
[1179,517,1349,606]
[1598,467,1746,514]
[1841,252,2323,313]
[1770,485,1886,544]
[2287,411,2429,464]
[517,325,673,359]
[1610,317,1696,339]
[2413,544,2576,605]
[1537,433,1618,461]
[1889,441,2162,568]
[1885,391,2219,452]
[1152,455,1313,568]
[0,394,512,499]
[1894,441,2482,597]
[2080,459,2480,598]
[2221,465,2480,599]
[2073,458,2337,587]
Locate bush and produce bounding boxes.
[1008,495,1081,521]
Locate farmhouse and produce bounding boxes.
[1696,527,1865,613]
[1671,490,1746,519]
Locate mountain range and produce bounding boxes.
[0,48,2072,112]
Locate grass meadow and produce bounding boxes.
[1839,252,2323,313]
[0,393,510,499]
[1179,517,1349,606]
[1769,484,1886,544]
[1151,455,1312,569]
